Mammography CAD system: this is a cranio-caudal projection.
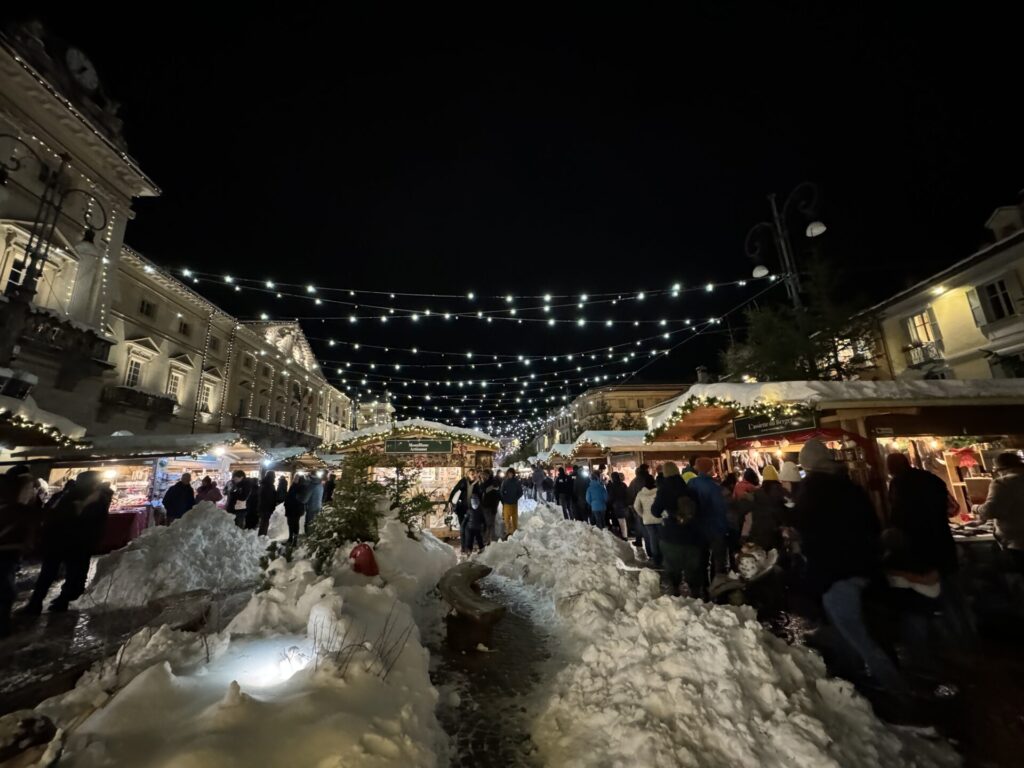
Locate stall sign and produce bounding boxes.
[733,411,817,440]
[385,438,453,454]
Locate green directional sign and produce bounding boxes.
[384,438,453,454]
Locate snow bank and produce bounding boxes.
[82,501,266,610]
[39,511,455,767]
[480,503,958,768]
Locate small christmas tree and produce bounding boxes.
[382,460,435,538]
[306,450,386,572]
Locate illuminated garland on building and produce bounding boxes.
[644,395,812,443]
[0,409,80,447]
[324,423,500,452]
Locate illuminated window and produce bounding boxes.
[125,358,144,388]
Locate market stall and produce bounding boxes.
[320,419,499,529]
[11,432,270,551]
[647,379,1024,517]
[570,430,719,483]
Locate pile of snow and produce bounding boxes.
[82,501,266,610]
[480,503,958,768]
[36,511,454,767]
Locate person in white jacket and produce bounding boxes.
[633,473,661,567]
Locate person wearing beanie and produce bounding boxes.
[738,463,785,551]
[799,438,837,474]
[779,461,802,484]
[795,439,908,695]
[651,462,704,596]
[976,452,1024,569]
[687,457,730,580]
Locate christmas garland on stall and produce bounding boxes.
[324,423,500,453]
[644,395,813,443]
[0,409,81,448]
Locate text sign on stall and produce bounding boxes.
[384,438,453,454]
[733,411,817,440]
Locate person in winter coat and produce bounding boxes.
[449,468,480,553]
[541,472,554,502]
[25,471,112,614]
[322,473,336,504]
[162,473,195,523]
[651,462,704,597]
[738,464,786,552]
[555,467,573,520]
[633,473,661,566]
[276,475,288,504]
[885,453,957,576]
[0,472,38,635]
[688,457,731,578]
[225,470,251,527]
[258,471,278,536]
[195,476,223,504]
[284,475,313,545]
[500,468,524,538]
[305,474,325,531]
[608,472,630,538]
[628,464,652,546]
[572,466,591,522]
[480,470,501,544]
[532,466,547,500]
[795,439,907,696]
[976,452,1024,572]
[733,467,760,500]
[586,472,610,529]
[464,492,487,552]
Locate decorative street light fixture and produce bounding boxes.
[0,133,108,302]
[744,181,826,310]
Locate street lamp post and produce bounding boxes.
[0,133,109,365]
[744,181,826,311]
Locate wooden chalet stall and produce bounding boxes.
[647,380,1024,517]
[9,432,271,551]
[320,419,499,528]
[571,430,718,483]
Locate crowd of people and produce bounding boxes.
[501,438,1013,710]
[161,469,336,545]
[0,466,338,630]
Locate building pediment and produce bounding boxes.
[168,352,196,370]
[124,336,162,359]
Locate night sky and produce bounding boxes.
[6,4,1024,434]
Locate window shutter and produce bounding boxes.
[1001,269,1024,313]
[926,306,942,341]
[966,288,988,327]
[904,316,918,344]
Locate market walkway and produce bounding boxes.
[431,577,552,767]
[0,561,249,715]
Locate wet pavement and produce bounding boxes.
[432,577,552,768]
[0,559,249,715]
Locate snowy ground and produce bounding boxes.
[30,517,457,767]
[479,502,961,768]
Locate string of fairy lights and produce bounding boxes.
[151,260,787,440]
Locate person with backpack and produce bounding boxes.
[449,468,480,553]
[554,467,573,520]
[608,472,630,539]
[479,469,501,544]
[500,468,524,538]
[652,462,704,597]
[586,471,610,530]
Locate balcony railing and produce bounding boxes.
[904,340,944,368]
[100,385,177,416]
[231,415,321,449]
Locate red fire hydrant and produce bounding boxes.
[350,543,379,576]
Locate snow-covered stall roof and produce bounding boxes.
[0,392,87,448]
[648,379,1024,439]
[547,443,574,458]
[574,430,648,450]
[11,431,263,461]
[324,418,499,450]
[572,430,717,456]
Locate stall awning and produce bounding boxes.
[9,431,266,463]
[572,430,718,458]
[323,419,499,453]
[1,393,87,450]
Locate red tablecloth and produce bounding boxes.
[98,508,151,553]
